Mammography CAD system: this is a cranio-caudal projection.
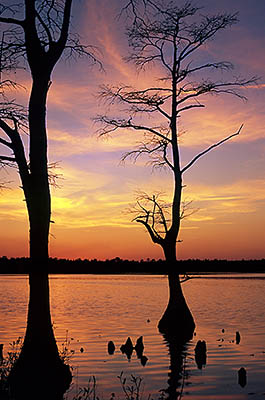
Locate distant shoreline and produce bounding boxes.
[0,256,264,275]
[1,273,265,280]
[0,257,265,279]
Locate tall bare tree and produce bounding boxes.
[0,1,97,397]
[97,0,257,338]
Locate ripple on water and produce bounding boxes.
[1,274,265,399]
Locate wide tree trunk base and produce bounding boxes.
[7,272,72,399]
[8,355,72,400]
[158,302,195,342]
[158,271,195,341]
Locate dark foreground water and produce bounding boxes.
[1,274,265,399]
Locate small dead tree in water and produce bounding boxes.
[0,1,99,397]
[96,0,257,337]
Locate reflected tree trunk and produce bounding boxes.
[162,333,191,400]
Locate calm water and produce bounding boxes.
[1,274,265,399]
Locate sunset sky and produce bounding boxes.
[0,0,264,261]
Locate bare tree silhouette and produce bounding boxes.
[96,0,257,338]
[0,1,98,397]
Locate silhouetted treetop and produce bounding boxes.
[0,0,100,73]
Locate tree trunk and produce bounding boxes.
[8,223,72,398]
[8,77,72,399]
[158,241,195,341]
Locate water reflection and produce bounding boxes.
[2,274,265,398]
[118,336,149,366]
[135,336,144,358]
[161,333,191,400]
[134,336,149,366]
[238,367,247,387]
[120,337,134,360]
[0,344,3,363]
[194,340,207,369]
[236,331,241,345]
[107,340,115,355]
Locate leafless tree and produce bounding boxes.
[96,0,257,338]
[0,1,98,397]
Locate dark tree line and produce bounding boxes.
[1,256,264,274]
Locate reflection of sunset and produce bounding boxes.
[2,274,265,398]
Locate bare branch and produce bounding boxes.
[64,39,103,69]
[177,103,205,113]
[0,108,27,140]
[121,139,162,162]
[121,135,172,168]
[131,191,171,242]
[152,194,169,233]
[181,124,244,174]
[135,218,162,244]
[176,61,234,84]
[177,77,258,107]
[57,0,72,48]
[180,200,198,220]
[0,16,24,26]
[48,161,64,188]
[180,274,192,283]
[0,136,13,149]
[0,154,15,161]
[35,9,53,45]
[0,118,16,140]
[0,155,16,167]
[99,84,172,115]
[96,115,171,143]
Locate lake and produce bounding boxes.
[1,274,265,399]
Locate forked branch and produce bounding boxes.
[131,192,171,243]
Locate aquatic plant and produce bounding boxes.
[69,376,98,400]
[60,331,76,366]
[118,371,143,400]
[0,337,23,395]
[0,334,75,398]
